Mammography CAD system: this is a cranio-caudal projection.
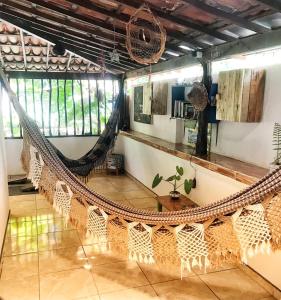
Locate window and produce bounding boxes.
[2,78,119,138]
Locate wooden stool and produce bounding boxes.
[156,194,198,212]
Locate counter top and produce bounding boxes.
[119,130,269,185]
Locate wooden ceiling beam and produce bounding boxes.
[0,10,141,68]
[256,0,281,11]
[0,7,141,70]
[1,0,186,57]
[0,12,123,74]
[65,0,235,43]
[183,0,270,33]
[23,0,201,49]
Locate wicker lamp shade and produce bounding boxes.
[126,4,166,65]
[187,82,208,112]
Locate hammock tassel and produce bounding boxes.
[128,222,155,265]
[86,206,108,244]
[28,145,44,189]
[176,223,209,277]
[53,181,73,224]
[232,204,272,263]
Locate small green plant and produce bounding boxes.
[152,166,194,195]
[272,122,281,165]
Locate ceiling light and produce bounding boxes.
[179,45,193,51]
[165,50,179,57]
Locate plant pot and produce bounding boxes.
[169,191,180,200]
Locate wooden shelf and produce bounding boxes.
[120,130,269,185]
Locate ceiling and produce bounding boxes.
[0,0,280,75]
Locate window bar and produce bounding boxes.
[24,78,27,111]
[96,79,101,135]
[48,79,52,136]
[79,80,85,135]
[57,79,61,135]
[72,80,76,135]
[40,79,44,134]
[16,78,23,138]
[88,79,92,135]
[103,79,106,124]
[8,78,14,137]
[64,79,68,135]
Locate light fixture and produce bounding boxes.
[165,50,180,57]
[179,45,193,51]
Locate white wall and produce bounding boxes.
[115,134,246,205]
[5,136,99,175]
[211,64,281,168]
[115,133,281,290]
[0,89,9,252]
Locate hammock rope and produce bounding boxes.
[1,68,281,274]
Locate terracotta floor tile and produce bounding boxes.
[101,191,127,202]
[36,197,52,209]
[92,261,149,294]
[138,263,195,284]
[40,268,98,300]
[9,194,36,202]
[0,275,39,300]
[99,285,159,300]
[37,230,81,251]
[124,189,155,200]
[39,246,87,274]
[193,262,238,275]
[9,215,37,223]
[83,244,125,266]
[129,197,158,209]
[0,253,38,280]
[152,277,219,300]
[37,217,74,234]
[6,220,37,237]
[10,198,37,211]
[3,235,38,256]
[10,208,37,218]
[199,268,270,300]
[36,207,63,221]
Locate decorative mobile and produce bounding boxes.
[187,82,208,112]
[126,4,166,65]
[109,22,120,63]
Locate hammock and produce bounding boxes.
[48,92,121,178]
[1,68,281,275]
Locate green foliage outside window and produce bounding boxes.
[2,78,119,138]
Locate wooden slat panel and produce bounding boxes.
[217,68,265,122]
[240,69,251,122]
[152,82,168,115]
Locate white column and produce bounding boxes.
[0,84,9,252]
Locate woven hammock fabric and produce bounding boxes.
[1,68,281,274]
[47,90,122,178]
[126,4,166,64]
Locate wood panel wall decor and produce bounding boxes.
[152,82,168,115]
[217,69,265,122]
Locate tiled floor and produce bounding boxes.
[0,173,276,300]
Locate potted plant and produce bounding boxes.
[152,166,194,199]
[271,122,281,171]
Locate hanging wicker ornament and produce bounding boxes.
[187,82,208,112]
[126,4,166,65]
